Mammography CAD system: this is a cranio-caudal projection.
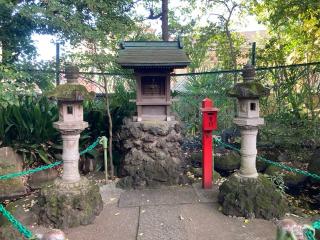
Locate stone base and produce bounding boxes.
[218,173,288,220]
[118,118,185,188]
[36,177,103,229]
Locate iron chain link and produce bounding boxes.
[0,137,102,181]
[0,204,33,239]
[214,138,320,181]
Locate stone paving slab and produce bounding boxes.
[137,205,188,240]
[119,186,199,208]
[64,203,139,240]
[181,202,276,240]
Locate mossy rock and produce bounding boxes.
[37,178,103,229]
[228,81,270,98]
[218,174,288,220]
[308,149,320,180]
[47,84,95,101]
[265,165,282,175]
[190,167,221,179]
[215,151,240,173]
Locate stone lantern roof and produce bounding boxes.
[47,65,95,102]
[116,40,190,69]
[228,64,270,99]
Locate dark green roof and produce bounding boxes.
[116,41,190,69]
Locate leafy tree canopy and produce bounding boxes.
[249,0,320,62]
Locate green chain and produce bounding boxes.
[0,137,102,181]
[0,161,62,180]
[79,137,101,155]
[0,204,33,239]
[214,138,320,181]
[304,219,320,240]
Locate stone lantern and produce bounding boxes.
[37,65,103,229]
[218,64,288,220]
[228,64,269,178]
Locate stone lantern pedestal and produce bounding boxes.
[218,64,288,220]
[36,65,103,229]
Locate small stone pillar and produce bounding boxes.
[218,64,288,220]
[37,65,103,229]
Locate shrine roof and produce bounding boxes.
[116,41,190,69]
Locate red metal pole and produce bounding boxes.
[202,130,213,189]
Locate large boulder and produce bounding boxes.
[0,147,27,200]
[218,174,288,220]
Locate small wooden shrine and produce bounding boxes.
[117,41,190,121]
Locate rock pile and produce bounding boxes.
[118,118,185,188]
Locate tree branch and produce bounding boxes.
[147,8,162,20]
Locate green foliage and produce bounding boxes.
[83,77,136,140]
[266,173,287,195]
[256,64,320,148]
[249,0,320,62]
[0,96,60,165]
[0,1,38,63]
[173,72,235,135]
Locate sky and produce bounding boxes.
[31,1,266,61]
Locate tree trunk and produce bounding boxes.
[225,24,238,115]
[162,0,169,41]
[103,76,114,179]
[225,24,237,82]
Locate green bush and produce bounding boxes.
[172,71,235,135]
[0,96,60,165]
[0,79,136,167]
